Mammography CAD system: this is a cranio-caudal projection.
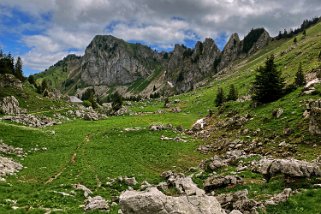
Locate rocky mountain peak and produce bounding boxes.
[219,33,241,69]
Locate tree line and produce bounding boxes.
[275,17,320,40]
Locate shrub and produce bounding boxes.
[83,100,92,107]
[215,87,225,107]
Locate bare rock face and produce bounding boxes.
[119,187,225,214]
[219,33,241,69]
[0,96,24,115]
[308,100,321,135]
[81,35,159,86]
[248,29,271,55]
[253,158,321,181]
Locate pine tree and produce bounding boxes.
[215,87,225,107]
[293,37,297,44]
[252,55,285,103]
[295,63,305,86]
[28,75,36,85]
[14,57,24,81]
[153,85,156,92]
[227,84,238,101]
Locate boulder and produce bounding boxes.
[272,108,284,118]
[253,158,321,181]
[119,187,225,214]
[192,118,206,131]
[73,184,93,198]
[204,176,243,192]
[0,96,24,115]
[264,188,293,206]
[84,196,109,211]
[124,177,137,186]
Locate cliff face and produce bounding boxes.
[165,38,221,93]
[80,35,160,86]
[38,28,271,97]
[219,33,242,69]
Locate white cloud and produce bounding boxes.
[1,0,321,72]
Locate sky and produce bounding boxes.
[0,0,320,76]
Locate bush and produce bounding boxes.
[110,92,123,112]
[83,100,92,107]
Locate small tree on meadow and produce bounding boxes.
[227,84,238,101]
[293,37,297,44]
[252,55,285,104]
[215,87,225,107]
[295,63,305,86]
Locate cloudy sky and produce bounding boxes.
[0,0,320,75]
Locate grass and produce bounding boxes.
[0,113,206,213]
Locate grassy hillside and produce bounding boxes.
[0,22,321,213]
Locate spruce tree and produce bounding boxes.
[252,55,285,103]
[215,87,225,107]
[295,63,305,86]
[227,84,238,101]
[14,57,24,81]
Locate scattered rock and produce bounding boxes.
[0,141,24,156]
[272,108,284,118]
[171,107,182,113]
[1,114,58,128]
[119,187,225,214]
[217,189,260,214]
[73,184,93,198]
[160,135,187,143]
[84,196,109,211]
[204,175,243,192]
[0,156,23,177]
[124,177,137,186]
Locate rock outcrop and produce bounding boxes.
[0,74,22,89]
[81,35,159,86]
[308,99,321,135]
[119,187,225,214]
[253,158,321,181]
[0,96,24,115]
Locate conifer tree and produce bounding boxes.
[227,84,238,101]
[252,55,285,103]
[295,63,305,86]
[14,57,24,81]
[215,87,225,107]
